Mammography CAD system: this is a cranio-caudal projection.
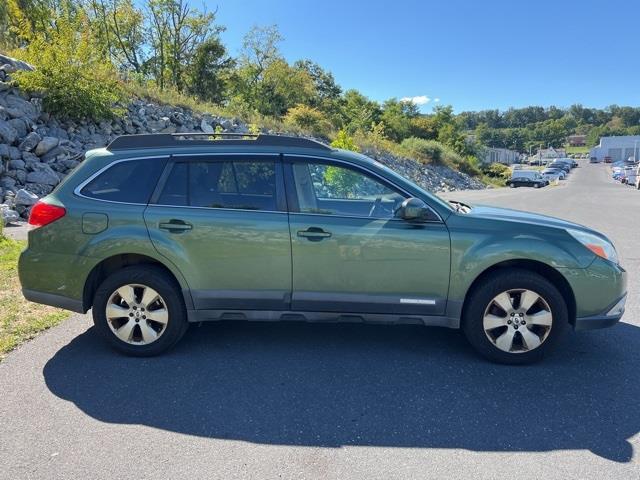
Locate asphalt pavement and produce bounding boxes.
[1,161,638,479]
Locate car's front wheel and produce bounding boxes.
[93,265,188,356]
[462,269,568,364]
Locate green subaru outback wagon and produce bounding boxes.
[19,134,627,364]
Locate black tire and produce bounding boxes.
[462,269,568,365]
[534,183,540,188]
[92,265,189,356]
[509,183,516,188]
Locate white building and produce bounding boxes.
[590,135,640,162]
[480,147,519,165]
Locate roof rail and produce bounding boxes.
[105,133,332,152]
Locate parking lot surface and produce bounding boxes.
[0,161,638,480]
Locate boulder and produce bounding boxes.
[0,119,18,144]
[15,188,38,206]
[0,204,20,226]
[200,118,214,134]
[19,131,41,151]
[26,163,59,186]
[0,54,34,72]
[35,136,59,156]
[5,95,38,121]
[0,176,17,189]
[0,144,9,159]
[41,145,67,163]
[8,146,21,159]
[25,182,54,196]
[8,159,26,170]
[8,117,28,139]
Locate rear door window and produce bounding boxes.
[80,158,166,204]
[155,158,280,211]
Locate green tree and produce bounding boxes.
[87,0,145,73]
[185,36,234,103]
[330,130,359,151]
[340,89,381,134]
[380,98,419,142]
[284,104,332,137]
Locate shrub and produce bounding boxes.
[284,104,332,138]
[330,129,359,152]
[12,17,125,121]
[484,162,511,179]
[400,136,481,176]
[400,137,446,164]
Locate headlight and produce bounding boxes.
[567,228,619,264]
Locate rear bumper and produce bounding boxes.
[22,289,85,313]
[574,294,626,331]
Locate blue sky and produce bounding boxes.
[212,0,640,112]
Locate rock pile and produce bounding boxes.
[0,54,484,226]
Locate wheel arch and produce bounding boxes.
[82,253,193,312]
[460,259,577,327]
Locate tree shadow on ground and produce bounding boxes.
[43,320,640,462]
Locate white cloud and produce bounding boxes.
[434,98,441,103]
[400,95,431,106]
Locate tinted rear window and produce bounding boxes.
[157,160,278,211]
[80,158,166,203]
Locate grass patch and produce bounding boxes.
[565,145,589,154]
[0,237,68,360]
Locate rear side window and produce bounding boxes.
[156,160,278,211]
[80,158,166,204]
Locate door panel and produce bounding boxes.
[289,215,451,315]
[145,155,292,311]
[285,157,451,316]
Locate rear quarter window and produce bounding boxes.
[80,158,166,204]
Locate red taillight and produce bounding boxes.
[28,201,66,227]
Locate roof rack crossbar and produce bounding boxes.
[105,133,331,151]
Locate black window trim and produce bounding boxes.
[74,155,170,206]
[283,154,443,223]
[149,153,287,213]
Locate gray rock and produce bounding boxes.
[0,144,9,159]
[26,163,59,186]
[8,146,20,159]
[19,131,41,151]
[18,132,42,152]
[13,169,27,183]
[40,147,68,163]
[8,159,25,170]
[0,81,10,92]
[0,176,16,189]
[25,182,54,196]
[200,118,214,134]
[8,117,27,139]
[0,119,18,144]
[22,151,39,166]
[0,54,34,72]
[5,95,38,121]
[59,158,81,171]
[0,204,20,225]
[35,136,59,156]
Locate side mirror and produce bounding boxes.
[396,197,431,222]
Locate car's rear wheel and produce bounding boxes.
[93,265,188,356]
[509,183,516,188]
[462,269,568,364]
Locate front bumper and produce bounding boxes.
[574,293,626,331]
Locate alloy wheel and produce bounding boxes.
[482,289,553,353]
[106,284,169,345]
